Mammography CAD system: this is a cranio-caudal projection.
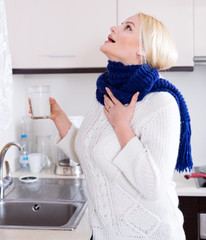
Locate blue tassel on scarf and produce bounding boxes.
[96,61,193,172]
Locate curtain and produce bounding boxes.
[0,0,13,130]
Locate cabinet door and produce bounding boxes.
[5,0,116,69]
[194,0,206,56]
[118,0,193,67]
[179,197,198,240]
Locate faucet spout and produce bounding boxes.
[0,142,21,200]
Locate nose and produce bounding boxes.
[110,25,118,33]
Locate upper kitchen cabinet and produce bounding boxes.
[194,0,206,57]
[5,0,116,72]
[118,0,194,70]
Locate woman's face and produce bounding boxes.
[100,14,142,65]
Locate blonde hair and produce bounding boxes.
[139,12,178,70]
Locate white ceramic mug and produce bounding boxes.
[28,153,50,173]
[29,85,51,119]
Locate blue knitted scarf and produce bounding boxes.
[96,60,193,172]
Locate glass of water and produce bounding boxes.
[29,85,51,119]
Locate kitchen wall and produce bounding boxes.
[0,72,98,171]
[163,65,206,169]
[1,66,206,172]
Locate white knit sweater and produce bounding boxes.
[57,92,185,240]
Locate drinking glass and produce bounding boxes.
[29,85,51,119]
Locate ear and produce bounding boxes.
[136,49,145,57]
[136,49,147,64]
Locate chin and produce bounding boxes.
[99,45,109,60]
[99,44,120,62]
[100,44,106,54]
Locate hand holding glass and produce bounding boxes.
[29,86,51,119]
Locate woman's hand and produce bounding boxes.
[103,87,139,148]
[49,97,64,121]
[28,97,72,139]
[104,87,139,129]
[28,97,63,121]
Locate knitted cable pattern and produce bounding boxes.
[56,94,186,239]
[96,60,193,172]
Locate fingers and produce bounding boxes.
[104,98,111,112]
[103,106,109,115]
[130,92,139,105]
[49,97,62,114]
[49,97,58,109]
[104,94,114,110]
[105,87,121,105]
[104,88,139,111]
[49,97,56,104]
[129,92,139,108]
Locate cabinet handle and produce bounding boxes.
[200,213,206,239]
[48,54,76,57]
[194,56,206,65]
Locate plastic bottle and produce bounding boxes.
[19,134,29,169]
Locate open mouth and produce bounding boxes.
[108,36,115,43]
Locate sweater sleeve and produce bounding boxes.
[55,124,80,164]
[112,101,180,200]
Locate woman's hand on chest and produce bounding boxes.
[103,87,139,148]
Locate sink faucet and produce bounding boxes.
[0,142,21,200]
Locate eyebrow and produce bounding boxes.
[121,21,135,27]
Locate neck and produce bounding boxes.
[108,55,143,66]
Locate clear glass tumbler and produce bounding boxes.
[29,85,51,119]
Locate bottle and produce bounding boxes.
[19,134,29,169]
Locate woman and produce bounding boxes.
[32,12,192,239]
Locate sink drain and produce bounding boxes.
[32,204,40,212]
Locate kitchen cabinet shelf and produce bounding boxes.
[12,67,107,74]
[12,66,193,74]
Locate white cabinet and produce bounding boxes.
[5,0,116,69]
[194,0,206,56]
[118,0,194,67]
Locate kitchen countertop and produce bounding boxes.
[12,163,86,179]
[1,165,205,240]
[0,164,92,240]
[173,169,206,196]
[14,166,205,197]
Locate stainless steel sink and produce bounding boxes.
[0,177,87,230]
[0,200,87,230]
